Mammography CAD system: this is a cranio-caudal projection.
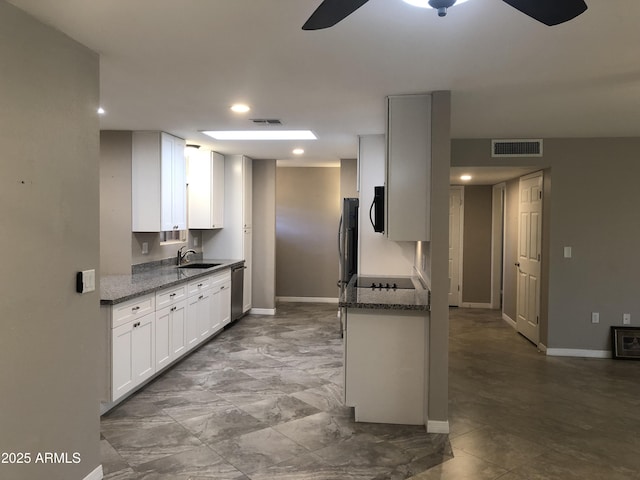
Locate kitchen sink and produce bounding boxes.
[178,262,220,269]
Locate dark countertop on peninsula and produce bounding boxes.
[339,274,430,311]
[100,259,243,305]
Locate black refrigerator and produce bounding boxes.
[338,198,359,294]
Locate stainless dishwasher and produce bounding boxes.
[230,263,244,323]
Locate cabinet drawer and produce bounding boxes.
[211,269,231,287]
[156,284,187,309]
[187,275,212,296]
[112,294,155,329]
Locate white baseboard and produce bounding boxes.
[461,302,492,309]
[502,312,516,328]
[427,420,450,434]
[250,308,276,315]
[84,465,103,480]
[276,296,338,304]
[546,348,611,359]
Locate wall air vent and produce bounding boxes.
[491,139,543,157]
[250,118,282,126]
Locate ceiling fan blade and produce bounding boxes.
[302,0,370,30]
[502,0,587,26]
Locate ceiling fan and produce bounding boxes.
[302,0,588,30]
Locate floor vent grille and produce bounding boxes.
[491,139,543,157]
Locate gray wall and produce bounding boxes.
[252,160,277,310]
[100,131,133,274]
[276,167,340,299]
[340,158,358,199]
[427,91,452,425]
[0,2,101,479]
[453,138,639,351]
[461,185,493,304]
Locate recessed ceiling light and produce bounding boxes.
[460,174,472,181]
[97,107,106,115]
[292,148,305,155]
[230,104,250,113]
[202,130,317,141]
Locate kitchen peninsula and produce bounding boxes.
[340,274,430,425]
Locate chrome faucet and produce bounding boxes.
[177,246,196,266]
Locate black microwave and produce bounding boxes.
[369,185,385,233]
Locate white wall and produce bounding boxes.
[358,135,415,275]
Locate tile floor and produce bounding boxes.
[100,303,451,479]
[101,304,640,480]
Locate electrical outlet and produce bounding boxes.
[623,313,631,325]
[591,312,599,324]
[142,242,149,254]
[194,236,199,247]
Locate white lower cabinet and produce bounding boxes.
[155,299,187,371]
[112,311,155,402]
[104,268,232,407]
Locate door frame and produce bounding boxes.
[449,186,464,307]
[491,183,506,310]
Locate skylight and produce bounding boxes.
[202,130,317,141]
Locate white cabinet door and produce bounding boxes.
[186,294,200,351]
[132,313,155,385]
[212,152,225,228]
[171,300,187,358]
[243,156,252,228]
[386,94,431,241]
[243,228,252,313]
[188,150,225,229]
[219,281,231,327]
[112,322,135,401]
[210,286,223,334]
[132,131,186,232]
[196,289,213,342]
[171,135,187,230]
[155,306,172,370]
[155,299,187,371]
[111,311,155,402]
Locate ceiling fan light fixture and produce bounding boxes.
[403,0,471,15]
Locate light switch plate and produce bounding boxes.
[563,246,572,258]
[623,313,631,325]
[76,269,96,293]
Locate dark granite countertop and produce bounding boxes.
[100,259,243,305]
[339,274,430,311]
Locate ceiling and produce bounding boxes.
[9,0,640,172]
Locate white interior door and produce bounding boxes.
[449,187,463,306]
[516,172,543,345]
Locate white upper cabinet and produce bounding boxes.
[188,149,225,229]
[385,94,432,241]
[132,131,186,232]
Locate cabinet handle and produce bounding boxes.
[133,322,140,328]
[220,286,225,290]
[171,306,176,312]
[199,295,204,300]
[132,306,140,312]
[197,283,203,287]
[170,293,176,297]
